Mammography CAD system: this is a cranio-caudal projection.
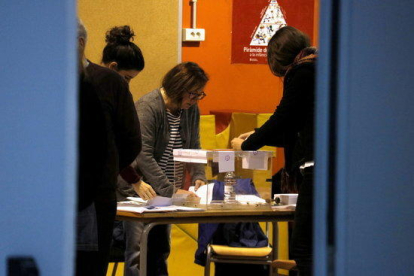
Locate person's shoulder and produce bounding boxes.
[87,62,127,86]
[138,89,162,104]
[136,88,163,109]
[286,62,315,82]
[290,61,315,75]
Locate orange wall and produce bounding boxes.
[182,0,315,170]
[182,0,314,116]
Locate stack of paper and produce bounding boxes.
[120,196,205,213]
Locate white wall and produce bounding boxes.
[0,1,77,275]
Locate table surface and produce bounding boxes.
[117,207,295,223]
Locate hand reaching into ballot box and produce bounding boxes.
[231,130,255,150]
[238,130,255,140]
[132,180,157,200]
[231,138,244,150]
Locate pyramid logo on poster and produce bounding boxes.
[250,0,286,46]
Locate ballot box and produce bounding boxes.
[173,149,274,210]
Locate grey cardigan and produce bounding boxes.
[117,89,206,199]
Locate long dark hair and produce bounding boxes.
[162,62,209,105]
[267,26,310,77]
[102,25,145,71]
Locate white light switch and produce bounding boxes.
[182,28,205,42]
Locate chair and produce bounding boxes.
[272,259,298,274]
[204,244,273,276]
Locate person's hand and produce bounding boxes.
[231,137,244,150]
[132,180,156,200]
[194,179,206,192]
[176,189,199,198]
[238,130,255,140]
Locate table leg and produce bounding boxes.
[271,222,279,276]
[139,222,159,276]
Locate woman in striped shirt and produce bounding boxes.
[122,62,209,276]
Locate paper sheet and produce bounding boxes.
[127,196,173,207]
[235,194,267,204]
[117,205,178,213]
[117,203,205,213]
[127,197,147,204]
[218,151,235,172]
[147,196,173,207]
[189,183,215,204]
[242,151,268,170]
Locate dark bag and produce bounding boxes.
[280,166,302,193]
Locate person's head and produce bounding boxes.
[162,62,209,110]
[267,26,310,77]
[77,19,88,73]
[102,25,145,83]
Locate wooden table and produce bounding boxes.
[116,208,295,276]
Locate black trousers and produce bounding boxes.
[291,168,313,276]
[147,224,171,276]
[76,195,117,276]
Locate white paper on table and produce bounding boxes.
[242,151,268,170]
[117,205,177,213]
[127,197,147,204]
[189,183,215,204]
[235,194,267,204]
[174,206,205,211]
[218,151,235,173]
[147,196,173,207]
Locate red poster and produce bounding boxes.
[232,0,287,64]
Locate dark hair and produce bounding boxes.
[102,25,145,71]
[162,62,209,105]
[267,26,310,77]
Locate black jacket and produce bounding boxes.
[78,62,141,209]
[242,62,315,167]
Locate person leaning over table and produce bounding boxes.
[76,20,144,276]
[117,61,209,276]
[231,26,317,276]
[100,25,157,201]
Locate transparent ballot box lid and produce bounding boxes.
[173,149,275,210]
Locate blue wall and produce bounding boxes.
[316,0,414,275]
[0,1,77,275]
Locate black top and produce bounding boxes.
[242,62,315,167]
[78,62,141,209]
[78,73,107,210]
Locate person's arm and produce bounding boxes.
[113,79,142,170]
[134,100,175,197]
[242,66,314,151]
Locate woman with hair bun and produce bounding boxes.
[102,25,145,83]
[100,25,156,203]
[77,21,146,276]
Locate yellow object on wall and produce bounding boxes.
[78,0,180,101]
[199,115,217,150]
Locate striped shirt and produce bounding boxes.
[159,110,184,189]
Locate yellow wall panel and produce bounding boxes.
[200,115,217,150]
[78,0,180,101]
[170,225,206,276]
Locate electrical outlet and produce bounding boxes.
[182,28,205,42]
